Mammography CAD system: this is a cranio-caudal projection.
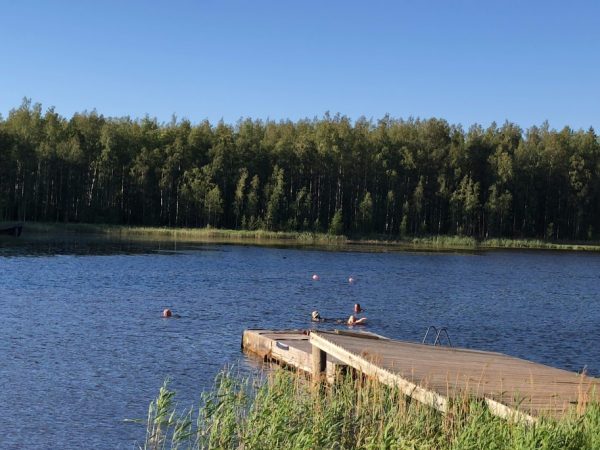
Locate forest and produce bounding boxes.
[1,99,599,240]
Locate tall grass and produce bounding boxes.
[355,235,600,251]
[22,221,600,251]
[137,369,600,449]
[24,222,347,244]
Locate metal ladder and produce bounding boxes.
[422,326,452,347]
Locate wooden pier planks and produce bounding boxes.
[310,331,600,420]
[242,328,599,420]
[242,329,347,381]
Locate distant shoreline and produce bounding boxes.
[8,221,600,252]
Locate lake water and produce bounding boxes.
[1,236,599,449]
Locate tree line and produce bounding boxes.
[1,99,599,240]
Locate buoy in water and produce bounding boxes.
[312,274,320,281]
[162,308,172,318]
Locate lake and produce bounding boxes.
[1,236,599,449]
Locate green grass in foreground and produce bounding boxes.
[137,369,600,450]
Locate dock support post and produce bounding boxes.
[312,344,327,382]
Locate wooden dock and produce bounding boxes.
[242,329,348,383]
[243,329,599,421]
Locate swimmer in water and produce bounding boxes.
[354,303,366,314]
[347,315,367,325]
[162,308,182,318]
[311,310,345,324]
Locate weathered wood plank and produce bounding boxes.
[310,331,449,413]
[242,329,347,382]
[312,344,327,381]
[309,331,599,420]
[243,329,598,420]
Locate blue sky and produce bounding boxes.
[1,0,598,129]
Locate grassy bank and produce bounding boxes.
[16,221,600,251]
[22,222,346,244]
[403,235,600,251]
[138,369,600,450]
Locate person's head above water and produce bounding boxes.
[354,303,364,313]
[311,310,321,321]
[348,314,367,325]
[162,308,172,318]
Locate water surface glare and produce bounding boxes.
[1,238,599,449]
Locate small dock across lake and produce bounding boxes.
[243,329,599,421]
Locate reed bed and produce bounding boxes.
[25,222,346,244]
[22,222,600,251]
[113,226,334,242]
[357,235,600,251]
[138,369,600,450]
[481,238,600,251]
